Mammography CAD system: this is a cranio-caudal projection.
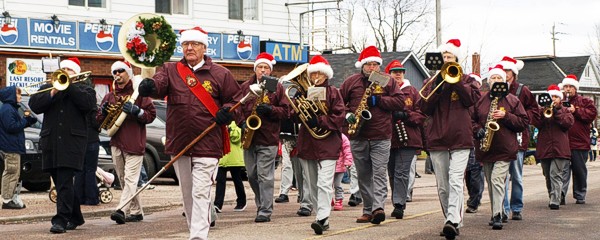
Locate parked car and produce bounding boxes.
[0,96,114,192]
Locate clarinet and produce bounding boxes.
[395,120,409,146]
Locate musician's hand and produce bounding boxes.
[568,105,576,113]
[123,102,141,117]
[345,113,357,124]
[393,111,409,121]
[307,116,319,128]
[256,104,272,116]
[50,88,59,97]
[492,110,506,119]
[215,107,233,125]
[367,95,380,107]
[101,102,110,116]
[24,115,37,125]
[475,128,486,140]
[138,78,156,97]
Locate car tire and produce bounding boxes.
[143,152,157,179]
[23,181,51,192]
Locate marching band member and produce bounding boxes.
[385,60,425,219]
[499,56,537,221]
[559,74,598,205]
[138,26,242,239]
[418,39,480,239]
[97,60,156,225]
[465,73,485,214]
[340,46,403,225]
[240,52,290,223]
[29,57,96,233]
[293,55,345,234]
[532,84,573,210]
[472,65,528,230]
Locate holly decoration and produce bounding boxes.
[125,15,176,67]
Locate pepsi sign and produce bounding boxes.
[0,18,29,47]
[222,34,259,61]
[79,22,120,53]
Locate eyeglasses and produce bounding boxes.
[182,42,203,48]
[112,68,126,75]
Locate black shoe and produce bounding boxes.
[442,221,459,240]
[560,194,566,205]
[125,214,143,222]
[210,221,216,227]
[275,194,289,203]
[348,194,362,207]
[549,204,560,210]
[502,213,508,223]
[391,204,404,219]
[440,228,460,236]
[214,205,222,213]
[2,200,25,209]
[371,209,386,224]
[512,211,522,220]
[576,199,586,204]
[311,217,329,235]
[466,206,478,213]
[254,215,271,222]
[492,214,503,230]
[65,221,84,230]
[50,224,66,234]
[110,210,126,224]
[415,172,421,178]
[296,207,312,216]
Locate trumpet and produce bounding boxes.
[544,102,555,118]
[418,62,462,101]
[22,69,92,95]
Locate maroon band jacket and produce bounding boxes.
[509,80,539,151]
[532,106,574,160]
[473,92,529,162]
[391,80,425,149]
[566,94,597,150]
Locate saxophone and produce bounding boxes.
[241,87,266,149]
[347,81,374,137]
[480,96,501,152]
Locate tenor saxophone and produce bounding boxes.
[347,82,374,137]
[241,88,266,149]
[480,96,500,152]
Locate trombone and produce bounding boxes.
[418,62,462,101]
[22,69,92,95]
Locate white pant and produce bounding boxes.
[173,156,218,240]
[300,158,336,221]
[111,147,144,215]
[279,144,294,195]
[430,149,469,227]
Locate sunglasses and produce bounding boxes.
[112,68,126,75]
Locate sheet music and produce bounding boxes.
[307,86,326,101]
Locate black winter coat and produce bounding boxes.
[29,83,96,171]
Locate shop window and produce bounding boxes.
[156,0,188,15]
[229,0,259,21]
[69,0,106,8]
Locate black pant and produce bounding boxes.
[74,142,100,205]
[465,149,484,208]
[214,166,246,209]
[51,167,84,227]
[565,150,588,200]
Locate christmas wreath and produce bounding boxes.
[125,15,177,67]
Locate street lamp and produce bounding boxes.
[2,11,11,25]
[51,14,60,29]
[99,18,108,32]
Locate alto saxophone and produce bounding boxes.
[347,82,374,137]
[241,87,266,149]
[480,96,501,152]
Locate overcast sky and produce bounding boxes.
[441,0,600,69]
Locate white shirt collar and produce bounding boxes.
[188,59,205,71]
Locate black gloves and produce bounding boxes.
[255,104,273,116]
[393,111,409,121]
[215,107,233,125]
[475,128,486,140]
[306,115,319,128]
[101,102,110,116]
[138,78,156,97]
[25,115,37,125]
[123,102,141,116]
[367,95,380,107]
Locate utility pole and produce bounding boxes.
[551,22,565,57]
[436,0,441,46]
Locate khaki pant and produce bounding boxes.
[300,158,336,221]
[1,153,20,201]
[111,147,144,215]
[430,149,470,227]
[483,161,509,217]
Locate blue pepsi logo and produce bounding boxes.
[237,40,252,60]
[0,23,18,45]
[95,30,114,52]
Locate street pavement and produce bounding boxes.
[2,160,600,239]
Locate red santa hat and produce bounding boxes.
[559,74,579,90]
[469,73,482,85]
[307,55,333,79]
[488,64,507,82]
[355,46,382,68]
[254,52,276,71]
[547,84,563,100]
[385,60,406,73]
[438,39,462,60]
[179,26,208,47]
[60,57,81,74]
[111,60,133,78]
[499,56,525,75]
